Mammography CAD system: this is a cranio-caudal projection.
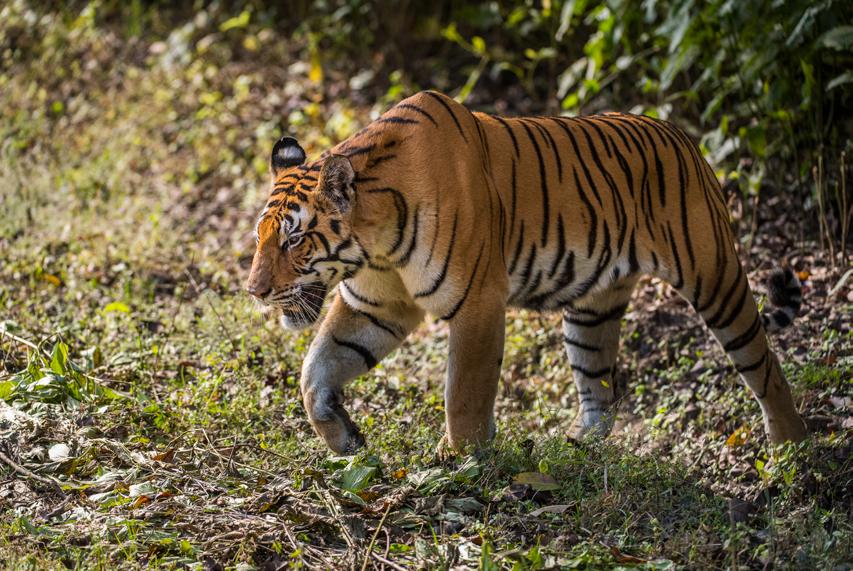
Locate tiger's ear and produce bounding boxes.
[271,136,306,176]
[319,154,355,214]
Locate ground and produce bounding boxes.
[0,7,851,570]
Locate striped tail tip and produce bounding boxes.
[761,268,802,332]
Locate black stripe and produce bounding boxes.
[523,271,542,302]
[666,224,684,290]
[756,357,774,399]
[353,309,403,339]
[713,276,750,330]
[475,117,492,163]
[441,242,485,321]
[634,116,669,206]
[366,187,408,255]
[367,153,397,169]
[611,141,636,200]
[425,205,441,267]
[394,206,419,267]
[519,243,538,290]
[508,159,518,242]
[606,115,649,151]
[307,230,331,255]
[415,214,459,298]
[377,116,419,125]
[524,251,575,308]
[585,119,613,159]
[736,350,768,373]
[674,137,696,270]
[332,335,378,369]
[571,364,612,379]
[342,144,376,157]
[340,281,381,307]
[519,121,550,247]
[548,214,566,279]
[594,116,634,153]
[627,230,639,274]
[528,118,564,183]
[563,303,628,327]
[423,91,468,142]
[563,335,601,352]
[698,257,733,313]
[492,115,520,158]
[723,312,762,352]
[573,223,612,299]
[691,274,703,309]
[396,103,438,126]
[508,221,526,275]
[572,168,598,258]
[635,115,671,148]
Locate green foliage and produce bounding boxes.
[437,1,850,199]
[2,337,124,407]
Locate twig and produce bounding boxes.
[361,502,392,571]
[0,448,65,496]
[839,151,849,266]
[320,489,356,551]
[371,552,408,571]
[0,329,39,351]
[40,495,74,520]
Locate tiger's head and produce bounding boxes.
[246,136,363,329]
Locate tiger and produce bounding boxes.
[245,90,808,455]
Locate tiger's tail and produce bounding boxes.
[761,268,802,333]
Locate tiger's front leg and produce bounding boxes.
[443,293,507,451]
[301,278,423,454]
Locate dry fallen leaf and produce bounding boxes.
[152,448,175,463]
[725,426,749,448]
[530,504,572,517]
[610,546,648,564]
[40,273,62,286]
[131,495,151,509]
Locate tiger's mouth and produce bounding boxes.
[277,282,328,329]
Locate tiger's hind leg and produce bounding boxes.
[684,260,807,444]
[562,278,637,440]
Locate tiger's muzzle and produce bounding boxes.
[274,282,328,329]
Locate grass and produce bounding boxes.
[1,3,851,569]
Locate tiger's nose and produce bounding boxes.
[246,285,272,299]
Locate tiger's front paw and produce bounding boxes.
[302,386,365,455]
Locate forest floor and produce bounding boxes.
[1,7,851,570]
